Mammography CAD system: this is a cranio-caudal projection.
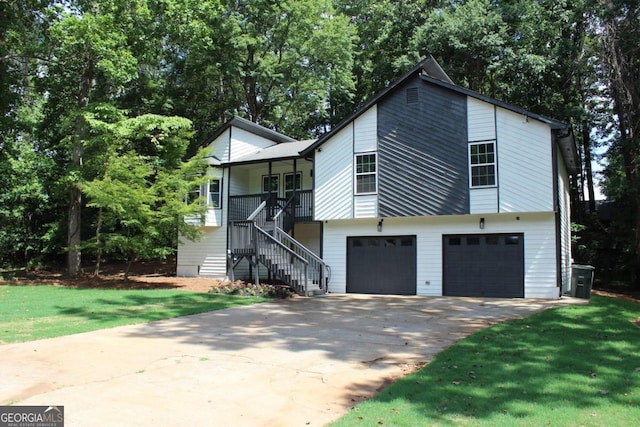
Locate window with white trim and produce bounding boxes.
[209,179,222,208]
[284,172,302,201]
[186,185,202,205]
[469,142,496,187]
[355,153,377,194]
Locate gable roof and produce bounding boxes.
[203,116,296,148]
[299,57,578,173]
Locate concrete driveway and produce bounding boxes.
[0,295,582,426]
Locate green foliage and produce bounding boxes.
[0,0,636,281]
[0,285,267,343]
[332,295,640,426]
[210,281,294,299]
[80,112,206,277]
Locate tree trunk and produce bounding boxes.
[67,64,93,277]
[582,122,596,212]
[93,206,103,277]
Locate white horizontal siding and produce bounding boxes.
[467,97,496,141]
[354,105,377,152]
[315,124,353,220]
[558,146,572,293]
[497,108,554,212]
[354,195,378,218]
[470,188,498,214]
[229,168,250,195]
[229,127,277,162]
[208,129,230,162]
[204,208,223,227]
[323,212,559,299]
[177,227,227,278]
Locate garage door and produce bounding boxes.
[347,236,416,295]
[443,233,524,298]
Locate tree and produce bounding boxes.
[42,1,139,276]
[333,0,437,116]
[160,0,355,142]
[81,111,206,280]
[596,0,640,285]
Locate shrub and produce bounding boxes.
[210,281,293,299]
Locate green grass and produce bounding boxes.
[0,285,267,343]
[332,295,640,427]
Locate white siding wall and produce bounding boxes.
[209,129,230,162]
[354,105,377,152]
[323,212,559,298]
[177,227,227,277]
[229,168,250,195]
[468,97,499,214]
[354,195,378,218]
[315,124,354,220]
[353,106,379,217]
[178,169,229,278]
[497,109,554,212]
[558,146,572,293]
[470,188,498,214]
[229,127,277,161]
[467,97,496,141]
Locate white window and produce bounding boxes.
[209,179,222,208]
[284,172,302,201]
[186,185,202,205]
[469,142,497,187]
[355,153,377,194]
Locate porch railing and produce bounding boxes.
[229,190,313,223]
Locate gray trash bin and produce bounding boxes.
[571,264,595,299]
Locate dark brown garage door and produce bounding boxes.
[443,233,524,298]
[347,236,416,295]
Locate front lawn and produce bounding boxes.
[0,285,267,343]
[332,295,640,426]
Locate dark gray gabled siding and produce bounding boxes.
[378,76,469,217]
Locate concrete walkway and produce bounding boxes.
[0,295,584,426]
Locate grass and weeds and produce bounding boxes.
[0,285,267,343]
[332,295,640,426]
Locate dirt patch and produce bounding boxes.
[0,260,220,293]
[592,289,640,304]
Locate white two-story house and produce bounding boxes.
[177,57,577,299]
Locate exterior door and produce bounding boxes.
[443,233,524,298]
[347,236,416,295]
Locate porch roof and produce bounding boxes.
[223,139,316,166]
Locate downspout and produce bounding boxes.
[552,131,562,297]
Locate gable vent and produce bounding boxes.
[406,87,419,104]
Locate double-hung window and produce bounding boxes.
[284,172,302,201]
[262,174,279,195]
[469,142,496,187]
[355,153,377,194]
[209,179,222,208]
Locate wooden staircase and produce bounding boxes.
[229,196,329,296]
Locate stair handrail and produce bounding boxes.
[272,195,295,232]
[255,226,309,294]
[274,227,329,293]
